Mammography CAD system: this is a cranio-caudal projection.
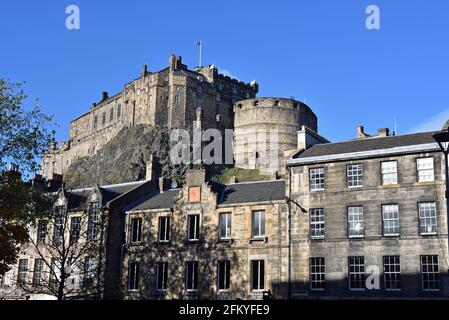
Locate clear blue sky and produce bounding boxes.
[1,0,449,143]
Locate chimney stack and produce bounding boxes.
[378,128,390,137]
[101,91,109,101]
[159,177,165,193]
[357,126,371,139]
[141,64,148,78]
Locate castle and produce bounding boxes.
[40,54,322,181]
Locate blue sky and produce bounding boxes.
[1,0,449,143]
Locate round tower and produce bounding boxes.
[233,97,318,174]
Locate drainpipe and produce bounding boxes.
[287,166,292,300]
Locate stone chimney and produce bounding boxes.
[169,55,183,72]
[141,64,148,78]
[159,177,165,193]
[101,91,109,101]
[357,126,371,139]
[185,168,206,187]
[145,155,154,181]
[378,128,390,137]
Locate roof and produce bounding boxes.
[65,181,145,211]
[288,131,440,165]
[126,180,286,212]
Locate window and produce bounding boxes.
[419,202,437,235]
[310,209,325,239]
[109,109,114,121]
[185,261,198,291]
[188,186,201,203]
[382,204,400,236]
[158,216,170,242]
[130,218,142,243]
[421,256,439,291]
[87,202,100,240]
[348,206,364,238]
[310,167,325,191]
[348,256,365,290]
[347,164,363,188]
[174,95,179,104]
[32,259,44,285]
[251,260,265,291]
[187,215,200,241]
[37,219,47,243]
[17,259,28,284]
[84,257,96,284]
[54,206,65,242]
[70,216,81,242]
[381,161,398,185]
[310,257,325,291]
[0,271,11,286]
[417,157,434,182]
[101,112,106,125]
[149,95,152,102]
[156,262,168,291]
[93,115,98,129]
[219,213,232,240]
[252,210,265,238]
[117,104,121,118]
[49,258,59,284]
[383,256,401,291]
[128,262,139,290]
[217,260,230,291]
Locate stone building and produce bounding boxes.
[286,127,449,298]
[233,98,321,175]
[0,180,146,300]
[41,55,259,180]
[120,169,289,299]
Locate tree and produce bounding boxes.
[21,197,106,300]
[0,78,55,275]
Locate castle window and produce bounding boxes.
[110,109,114,122]
[117,105,121,118]
[93,116,98,129]
[254,100,259,106]
[274,100,279,106]
[102,112,106,125]
[174,95,179,104]
[149,95,152,102]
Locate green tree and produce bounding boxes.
[0,78,55,275]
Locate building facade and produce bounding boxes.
[121,170,289,299]
[287,128,449,298]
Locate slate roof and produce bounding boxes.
[292,131,439,161]
[126,180,286,212]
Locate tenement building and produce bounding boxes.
[121,169,289,299]
[286,127,449,298]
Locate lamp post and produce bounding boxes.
[433,130,449,276]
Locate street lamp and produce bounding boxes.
[433,130,449,275]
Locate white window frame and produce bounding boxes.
[187,214,200,241]
[418,202,438,235]
[310,167,325,191]
[347,164,363,188]
[219,213,232,240]
[251,210,265,239]
[128,262,139,291]
[185,261,198,292]
[158,216,170,242]
[348,256,365,291]
[217,260,230,292]
[381,161,398,185]
[348,206,364,238]
[417,157,435,182]
[383,256,401,291]
[129,217,142,243]
[382,204,400,236]
[310,209,325,239]
[310,257,325,291]
[156,262,168,292]
[421,255,440,291]
[251,260,265,291]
